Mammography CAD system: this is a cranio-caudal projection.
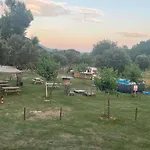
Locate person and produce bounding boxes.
[0,96,4,104]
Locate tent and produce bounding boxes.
[0,66,23,86]
[0,66,22,74]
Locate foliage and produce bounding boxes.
[0,0,33,39]
[37,55,59,81]
[131,40,150,60]
[52,53,68,66]
[123,63,142,83]
[6,34,39,69]
[93,44,131,73]
[31,36,39,45]
[64,49,80,64]
[76,63,88,72]
[91,40,117,56]
[80,53,93,65]
[135,54,150,71]
[95,68,118,93]
[103,48,131,73]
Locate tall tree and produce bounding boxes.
[64,49,80,64]
[123,63,142,83]
[6,34,39,69]
[31,36,39,46]
[131,40,150,60]
[76,63,88,72]
[0,0,33,39]
[135,54,150,71]
[91,40,117,56]
[52,53,68,66]
[80,53,92,65]
[103,48,131,73]
[37,55,59,81]
[95,68,118,93]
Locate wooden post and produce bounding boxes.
[60,107,62,120]
[45,82,48,97]
[108,96,110,119]
[24,107,26,120]
[104,98,106,116]
[135,108,138,121]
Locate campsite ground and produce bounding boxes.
[0,71,150,150]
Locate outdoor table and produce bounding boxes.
[0,83,9,86]
[0,80,8,84]
[2,86,21,96]
[74,90,86,94]
[32,78,44,84]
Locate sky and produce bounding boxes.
[1,0,150,51]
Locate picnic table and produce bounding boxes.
[2,87,21,96]
[74,90,86,94]
[32,78,44,84]
[0,84,10,91]
[0,84,9,87]
[0,80,8,84]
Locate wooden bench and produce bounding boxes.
[2,87,21,96]
[0,80,8,84]
[83,91,96,96]
[0,84,10,87]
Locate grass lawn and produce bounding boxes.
[0,72,150,150]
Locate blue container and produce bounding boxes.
[143,91,150,95]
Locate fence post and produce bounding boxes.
[104,98,106,116]
[135,108,138,121]
[60,107,62,120]
[108,96,110,119]
[24,107,26,120]
[45,82,48,97]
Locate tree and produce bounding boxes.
[95,68,118,93]
[80,53,92,65]
[123,63,142,83]
[131,40,150,60]
[37,55,59,81]
[103,48,131,73]
[76,63,88,72]
[31,36,39,45]
[135,54,150,71]
[64,49,80,64]
[0,0,33,39]
[52,53,68,66]
[91,39,117,56]
[6,34,39,69]
[0,39,12,65]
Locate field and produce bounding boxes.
[0,72,150,150]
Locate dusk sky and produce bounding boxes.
[1,0,150,51]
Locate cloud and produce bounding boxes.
[117,32,148,38]
[75,18,103,23]
[25,0,71,16]
[25,0,104,23]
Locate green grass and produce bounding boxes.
[0,73,150,150]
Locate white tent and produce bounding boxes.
[0,66,22,74]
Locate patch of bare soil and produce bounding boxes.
[28,107,71,121]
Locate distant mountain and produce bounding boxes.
[39,44,54,52]
[39,44,90,53]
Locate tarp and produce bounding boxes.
[0,66,22,74]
